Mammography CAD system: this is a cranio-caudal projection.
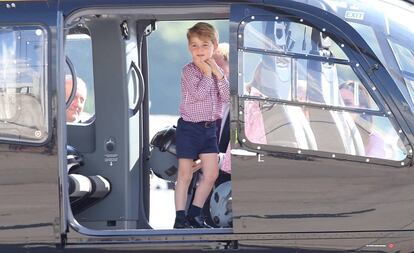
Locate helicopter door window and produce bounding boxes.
[0,26,48,144]
[239,18,407,162]
[65,33,95,124]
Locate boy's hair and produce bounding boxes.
[187,22,218,45]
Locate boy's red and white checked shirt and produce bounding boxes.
[179,62,230,123]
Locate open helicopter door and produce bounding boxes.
[230,0,413,239]
[0,0,63,247]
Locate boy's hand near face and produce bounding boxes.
[194,58,212,77]
[206,58,224,80]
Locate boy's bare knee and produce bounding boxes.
[203,170,219,184]
[178,171,193,184]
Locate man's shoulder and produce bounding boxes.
[78,112,94,124]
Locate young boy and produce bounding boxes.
[174,22,230,228]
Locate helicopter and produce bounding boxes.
[1,0,414,252]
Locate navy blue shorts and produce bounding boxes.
[176,118,219,159]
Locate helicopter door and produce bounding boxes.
[230,2,412,234]
[0,1,62,246]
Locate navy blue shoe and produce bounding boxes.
[173,218,192,229]
[187,215,213,228]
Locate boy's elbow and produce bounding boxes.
[220,96,230,103]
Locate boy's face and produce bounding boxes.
[188,36,216,62]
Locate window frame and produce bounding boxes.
[236,14,411,166]
[238,16,384,112]
[65,32,96,125]
[0,24,51,145]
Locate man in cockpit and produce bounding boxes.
[65,75,88,123]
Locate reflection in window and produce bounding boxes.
[389,40,414,75]
[244,87,267,145]
[243,101,406,161]
[243,20,348,60]
[349,21,414,114]
[243,53,292,100]
[338,80,378,110]
[388,39,414,111]
[348,22,386,65]
[0,26,48,143]
[242,52,378,110]
[240,17,404,162]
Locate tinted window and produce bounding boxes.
[0,26,48,143]
[243,101,406,161]
[242,51,378,110]
[240,18,407,161]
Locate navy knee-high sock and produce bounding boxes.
[187,205,202,218]
[175,210,186,221]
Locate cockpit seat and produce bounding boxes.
[149,126,178,182]
[150,125,177,155]
[149,125,228,182]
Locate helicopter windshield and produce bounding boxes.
[292,0,414,112]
